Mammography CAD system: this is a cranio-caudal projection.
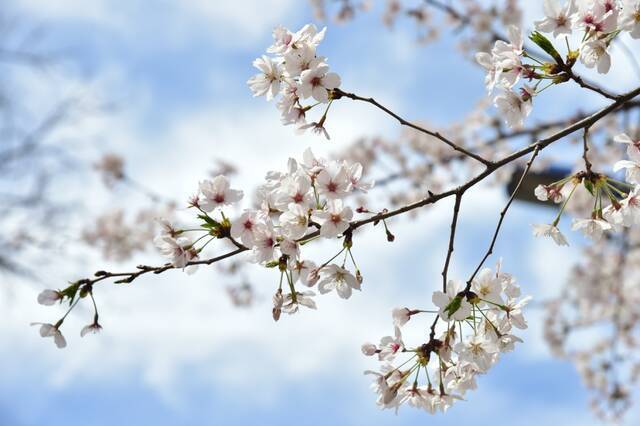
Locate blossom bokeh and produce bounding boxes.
[1,0,640,425]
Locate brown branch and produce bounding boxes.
[372,100,640,188]
[73,86,640,292]
[331,88,491,166]
[562,68,619,101]
[442,193,463,292]
[583,126,594,175]
[86,247,248,286]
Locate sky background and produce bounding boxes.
[1,1,639,425]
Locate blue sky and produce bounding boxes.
[1,1,639,425]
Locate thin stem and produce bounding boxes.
[332,88,491,166]
[73,86,640,294]
[465,145,542,290]
[442,193,463,293]
[583,126,594,174]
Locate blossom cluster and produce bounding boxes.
[532,131,640,245]
[361,264,529,413]
[478,0,640,129]
[247,24,341,139]
[154,148,373,320]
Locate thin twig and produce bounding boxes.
[442,193,463,292]
[332,88,491,166]
[583,125,594,175]
[465,144,542,290]
[75,86,640,290]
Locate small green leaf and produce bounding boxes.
[529,31,563,63]
[584,179,595,196]
[61,282,81,305]
[198,214,221,229]
[444,295,463,318]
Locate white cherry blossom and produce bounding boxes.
[535,0,577,37]
[247,55,283,101]
[37,289,62,306]
[580,39,611,74]
[199,176,244,212]
[280,203,310,240]
[532,224,569,246]
[318,264,360,299]
[31,323,67,349]
[620,0,640,38]
[312,199,353,238]
[299,63,341,103]
[493,88,532,129]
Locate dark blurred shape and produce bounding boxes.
[507,166,570,207]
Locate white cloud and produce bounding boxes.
[10,0,301,49]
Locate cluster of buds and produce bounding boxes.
[361,264,530,413]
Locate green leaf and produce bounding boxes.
[584,179,595,196]
[198,214,221,229]
[529,31,563,63]
[444,295,463,318]
[61,282,81,305]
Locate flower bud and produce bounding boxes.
[361,342,377,356]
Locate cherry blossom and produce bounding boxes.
[318,264,360,299]
[280,203,310,240]
[572,218,612,241]
[315,164,350,199]
[620,0,640,37]
[80,322,103,337]
[198,176,244,212]
[299,63,341,103]
[154,235,199,271]
[231,210,262,246]
[532,223,570,246]
[37,289,62,306]
[580,40,612,74]
[312,199,353,238]
[377,326,404,361]
[31,322,67,349]
[391,307,411,327]
[290,259,319,286]
[247,55,283,101]
[493,88,532,129]
[535,0,577,37]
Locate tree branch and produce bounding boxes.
[332,88,492,166]
[74,86,640,291]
